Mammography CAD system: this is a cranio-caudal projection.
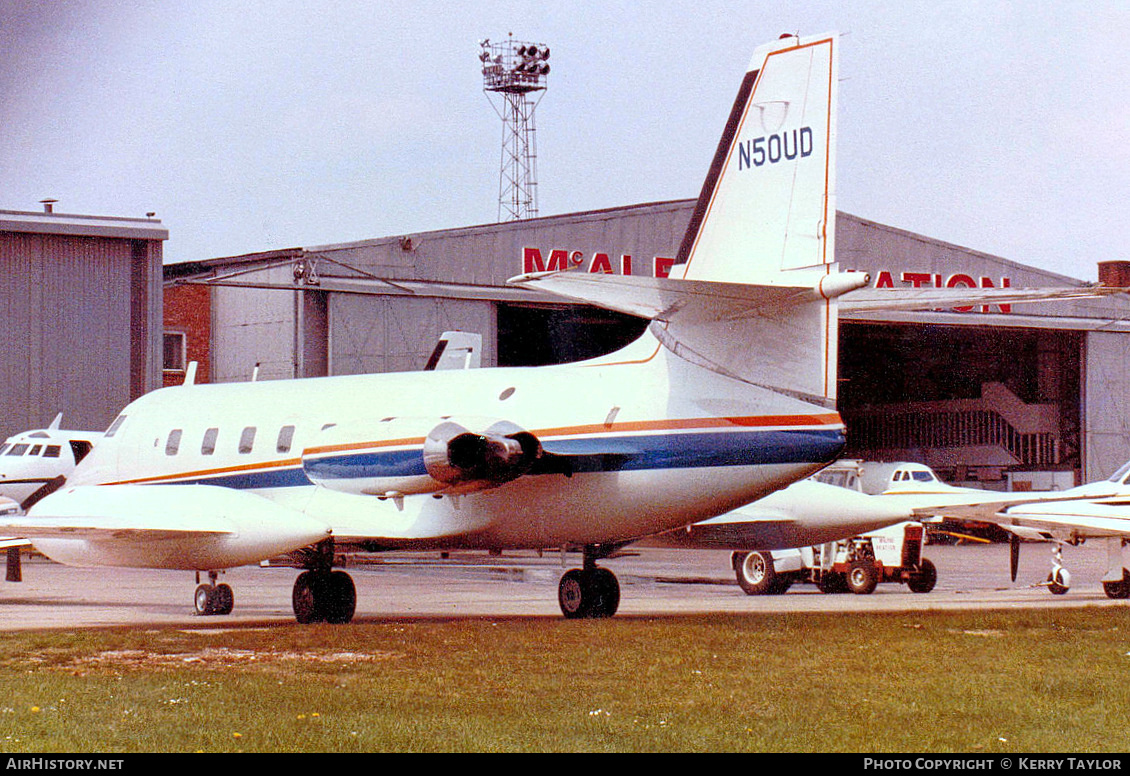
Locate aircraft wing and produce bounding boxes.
[989,498,1130,542]
[653,479,918,551]
[0,514,236,541]
[0,485,332,571]
[0,537,31,549]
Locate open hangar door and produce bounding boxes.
[496,303,648,367]
[837,321,1083,490]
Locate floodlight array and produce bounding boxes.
[480,37,550,93]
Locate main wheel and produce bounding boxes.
[292,570,358,624]
[213,583,235,615]
[734,551,779,595]
[846,560,880,595]
[194,583,215,615]
[557,567,620,619]
[323,571,357,624]
[1103,569,1130,599]
[907,558,937,594]
[292,571,323,624]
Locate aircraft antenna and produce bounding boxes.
[479,34,550,221]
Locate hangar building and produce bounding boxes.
[0,204,167,441]
[165,200,1130,488]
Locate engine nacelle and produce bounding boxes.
[302,416,542,497]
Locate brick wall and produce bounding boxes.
[163,284,211,386]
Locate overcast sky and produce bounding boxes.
[1,1,1126,280]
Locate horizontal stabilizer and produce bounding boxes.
[507,269,868,322]
[841,284,1124,313]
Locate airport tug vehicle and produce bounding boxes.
[731,521,937,595]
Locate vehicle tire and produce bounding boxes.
[846,560,880,595]
[1103,569,1130,600]
[817,573,849,594]
[768,575,794,595]
[1047,567,1071,595]
[907,558,937,594]
[735,551,779,595]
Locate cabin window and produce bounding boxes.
[165,429,182,456]
[43,445,61,458]
[201,427,219,455]
[277,425,295,454]
[7,444,28,456]
[105,415,127,438]
[238,427,256,454]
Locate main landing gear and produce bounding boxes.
[291,539,357,624]
[194,570,234,616]
[558,545,621,619]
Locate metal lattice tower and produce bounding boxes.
[479,35,550,222]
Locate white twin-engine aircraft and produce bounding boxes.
[1,32,1112,622]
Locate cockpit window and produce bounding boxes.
[911,471,935,482]
[105,415,127,438]
[7,444,28,456]
[0,444,8,456]
[28,445,42,456]
[43,445,61,458]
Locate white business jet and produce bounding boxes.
[903,461,1130,599]
[0,414,101,507]
[0,33,1113,622]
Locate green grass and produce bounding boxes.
[2,609,1129,752]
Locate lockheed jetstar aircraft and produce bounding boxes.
[0,33,1116,622]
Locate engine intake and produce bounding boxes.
[302,416,542,497]
[424,420,541,487]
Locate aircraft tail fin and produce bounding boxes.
[510,33,844,406]
[676,33,838,285]
[665,32,842,405]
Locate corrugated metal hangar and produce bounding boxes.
[0,205,166,439]
[163,199,1130,489]
[6,197,1130,490]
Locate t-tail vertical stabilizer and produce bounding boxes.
[662,32,843,407]
[676,33,838,283]
[509,33,848,407]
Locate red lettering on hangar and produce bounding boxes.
[522,247,669,278]
[871,269,1011,313]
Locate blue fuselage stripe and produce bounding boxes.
[303,428,846,482]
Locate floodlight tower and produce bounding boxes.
[479,35,550,221]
